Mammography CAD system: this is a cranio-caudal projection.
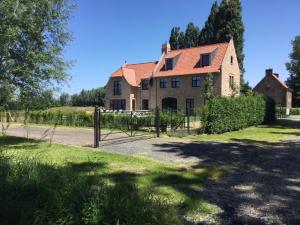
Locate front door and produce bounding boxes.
[162,97,177,112]
[132,99,136,111]
[186,98,194,115]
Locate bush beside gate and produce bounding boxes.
[202,95,276,134]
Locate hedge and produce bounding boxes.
[202,95,275,134]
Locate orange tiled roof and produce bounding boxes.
[155,42,229,77]
[111,61,157,87]
[110,41,229,86]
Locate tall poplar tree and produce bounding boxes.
[198,1,219,45]
[216,0,245,78]
[286,36,300,106]
[178,32,186,49]
[169,27,181,50]
[184,22,200,48]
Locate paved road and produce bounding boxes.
[5,121,300,225]
[5,124,201,164]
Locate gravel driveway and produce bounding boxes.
[5,121,300,225]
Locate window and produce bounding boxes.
[186,98,194,115]
[142,99,149,110]
[110,99,126,110]
[201,54,210,67]
[230,56,233,65]
[141,79,149,90]
[165,58,173,70]
[160,78,167,88]
[192,76,200,87]
[113,80,121,95]
[171,78,180,88]
[229,75,234,89]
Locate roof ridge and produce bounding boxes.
[168,41,229,53]
[126,61,158,66]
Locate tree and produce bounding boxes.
[184,22,200,48]
[69,87,106,107]
[198,1,219,45]
[286,36,300,106]
[0,0,74,105]
[178,32,186,49]
[59,93,71,106]
[213,0,245,83]
[169,27,181,50]
[18,89,59,110]
[201,73,214,104]
[0,82,13,110]
[240,81,253,96]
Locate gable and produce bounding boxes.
[111,61,158,87]
[255,74,289,92]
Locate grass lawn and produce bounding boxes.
[0,136,227,225]
[192,119,300,145]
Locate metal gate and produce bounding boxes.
[94,106,160,148]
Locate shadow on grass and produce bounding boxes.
[0,143,181,225]
[263,119,300,129]
[67,161,108,172]
[229,138,276,146]
[0,136,226,225]
[0,135,40,150]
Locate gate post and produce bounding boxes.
[94,106,100,148]
[155,107,160,137]
[99,108,101,141]
[187,108,190,134]
[130,111,133,137]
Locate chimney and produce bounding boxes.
[161,43,171,54]
[265,68,273,77]
[122,60,127,68]
[273,73,279,78]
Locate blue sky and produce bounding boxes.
[62,0,300,94]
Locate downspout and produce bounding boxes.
[153,52,165,109]
[219,65,223,96]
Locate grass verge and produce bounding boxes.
[0,136,227,225]
[192,119,300,146]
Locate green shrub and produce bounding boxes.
[264,96,276,123]
[203,95,275,134]
[0,156,181,225]
[290,108,300,115]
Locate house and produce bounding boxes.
[254,69,292,115]
[105,39,240,113]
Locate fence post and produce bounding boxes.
[187,108,190,134]
[6,112,9,123]
[130,111,133,137]
[155,107,160,137]
[94,106,100,148]
[99,108,101,142]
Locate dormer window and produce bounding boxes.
[201,54,211,67]
[165,58,173,70]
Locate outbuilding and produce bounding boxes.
[254,69,292,115]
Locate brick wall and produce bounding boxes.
[220,39,241,96]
